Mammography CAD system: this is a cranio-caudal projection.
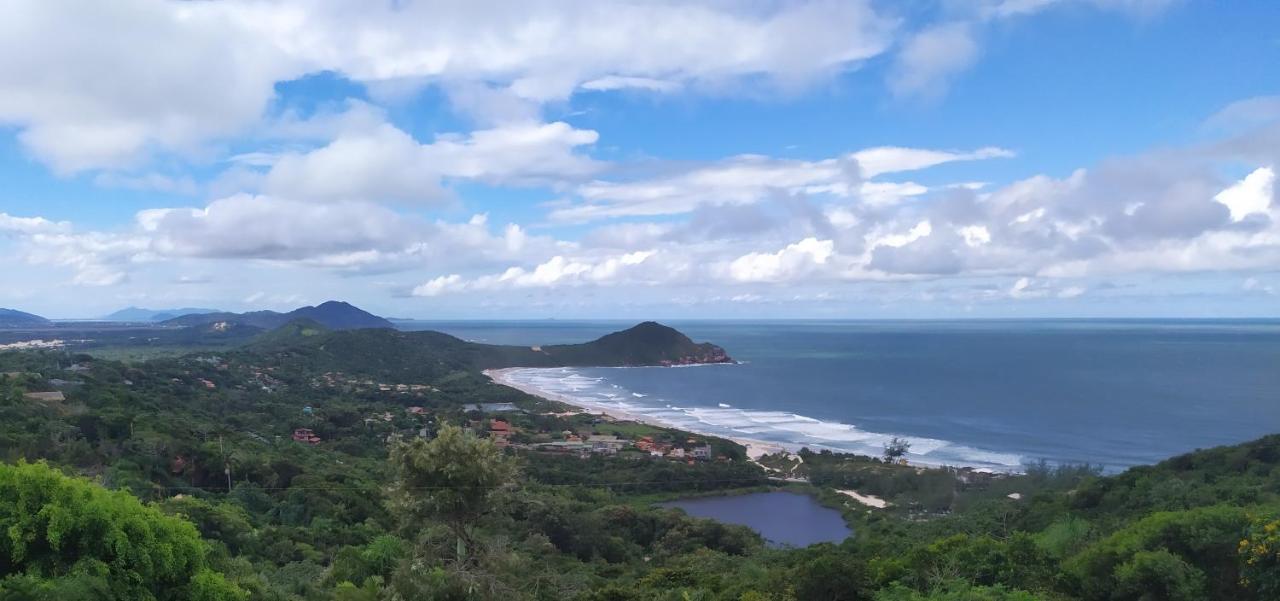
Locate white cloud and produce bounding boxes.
[551,145,1012,222]
[413,250,660,296]
[93,172,199,195]
[958,225,993,247]
[853,146,1015,178]
[1057,285,1087,298]
[228,0,896,100]
[265,121,600,203]
[2,193,570,287]
[413,274,465,297]
[137,194,415,260]
[0,213,70,235]
[891,0,1178,99]
[728,238,835,283]
[1204,96,1280,132]
[0,0,296,173]
[0,1,897,173]
[581,76,680,93]
[889,22,980,99]
[1214,166,1274,221]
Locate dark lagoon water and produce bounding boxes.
[657,491,851,548]
[400,319,1280,471]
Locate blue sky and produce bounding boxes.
[0,0,1277,319]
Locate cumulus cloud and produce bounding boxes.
[408,118,1280,299]
[227,0,896,100]
[136,195,415,260]
[1214,167,1275,222]
[0,0,896,173]
[0,213,70,235]
[2,193,567,287]
[413,250,661,296]
[263,121,600,203]
[727,238,836,283]
[0,0,295,173]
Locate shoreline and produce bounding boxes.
[484,366,1025,474]
[484,367,787,461]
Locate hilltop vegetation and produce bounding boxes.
[162,301,395,331]
[0,325,1277,600]
[247,320,733,376]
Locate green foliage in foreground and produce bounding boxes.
[0,461,243,600]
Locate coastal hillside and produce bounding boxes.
[0,308,51,328]
[538,321,733,366]
[245,319,732,379]
[162,300,394,331]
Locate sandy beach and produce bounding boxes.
[484,367,788,461]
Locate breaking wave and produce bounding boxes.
[500,367,1023,471]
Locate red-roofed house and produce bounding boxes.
[490,419,513,446]
[292,428,321,445]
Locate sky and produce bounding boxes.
[0,0,1278,319]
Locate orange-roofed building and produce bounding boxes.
[490,419,514,446]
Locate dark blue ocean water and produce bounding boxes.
[399,319,1280,471]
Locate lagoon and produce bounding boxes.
[658,491,851,548]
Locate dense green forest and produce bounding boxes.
[0,327,1278,600]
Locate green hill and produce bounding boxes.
[162,300,394,331]
[0,308,52,328]
[243,319,733,381]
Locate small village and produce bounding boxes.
[291,402,727,465]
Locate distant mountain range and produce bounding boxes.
[161,301,394,331]
[0,308,52,329]
[104,307,222,322]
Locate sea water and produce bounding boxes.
[400,319,1280,471]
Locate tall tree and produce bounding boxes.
[388,425,516,563]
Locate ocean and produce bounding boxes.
[398,319,1280,471]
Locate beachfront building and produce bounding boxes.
[463,402,520,412]
[587,434,626,454]
[692,445,713,460]
[533,441,590,457]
